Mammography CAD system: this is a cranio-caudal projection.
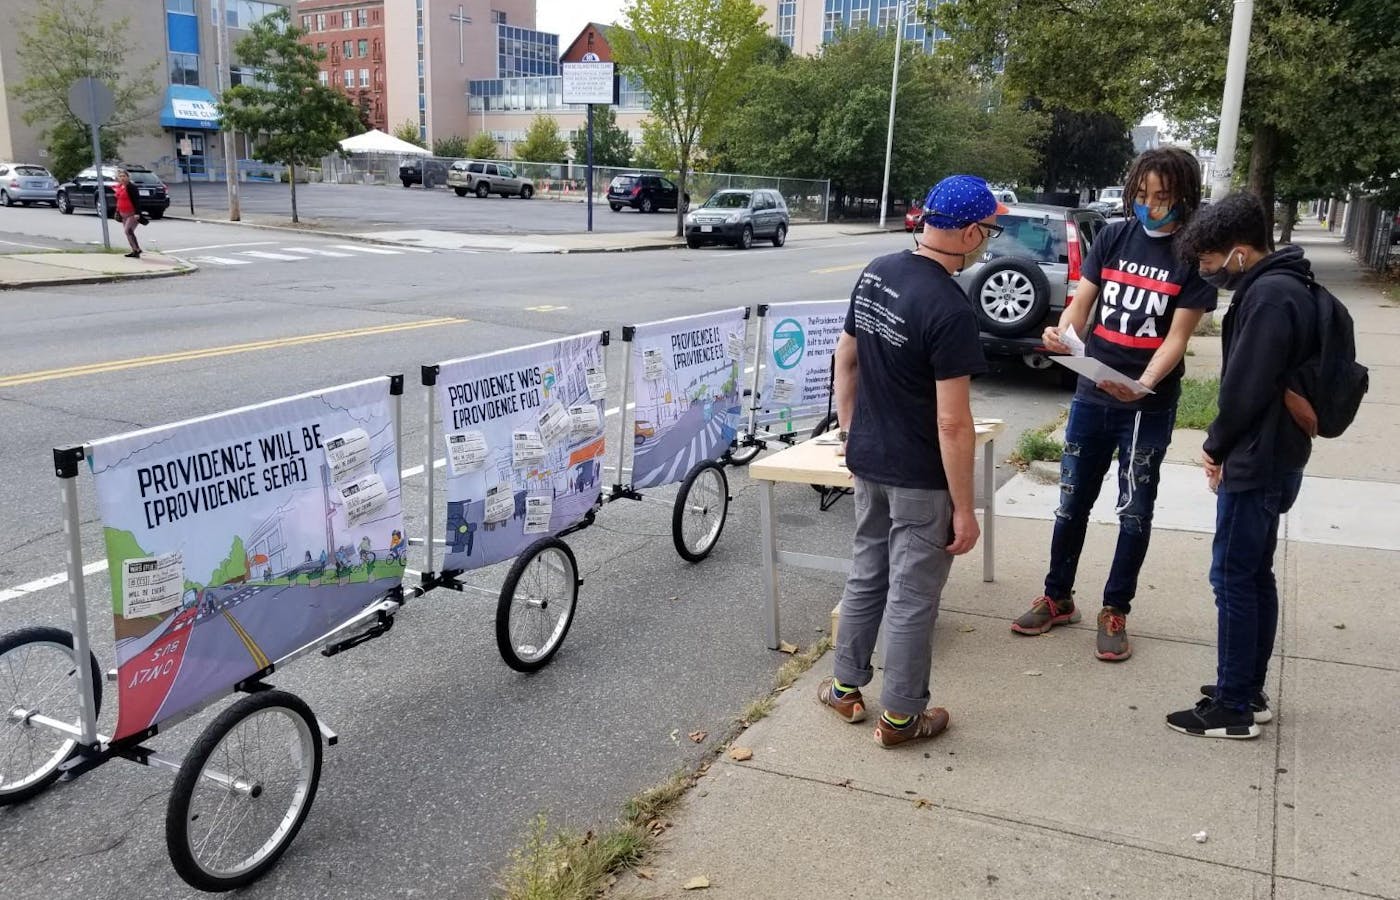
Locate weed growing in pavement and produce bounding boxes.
[1176,376,1220,430]
[1011,424,1064,466]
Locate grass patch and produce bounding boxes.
[1176,376,1220,430]
[497,635,835,898]
[1193,314,1222,337]
[1010,423,1064,466]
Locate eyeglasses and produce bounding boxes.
[924,208,1003,240]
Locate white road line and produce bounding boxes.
[0,238,62,249]
[0,560,108,604]
[331,244,403,255]
[192,255,252,266]
[241,250,310,261]
[166,241,277,253]
[280,246,354,257]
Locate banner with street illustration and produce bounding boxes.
[434,332,607,572]
[630,307,746,489]
[89,377,407,741]
[756,301,846,429]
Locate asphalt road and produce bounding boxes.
[0,204,1073,899]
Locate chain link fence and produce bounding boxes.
[1336,193,1397,273]
[319,154,830,223]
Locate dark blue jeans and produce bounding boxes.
[1211,470,1304,712]
[1044,400,1176,614]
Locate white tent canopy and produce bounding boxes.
[338,128,430,155]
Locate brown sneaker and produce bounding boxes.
[1011,595,1081,635]
[817,676,867,723]
[873,708,950,747]
[1096,607,1132,661]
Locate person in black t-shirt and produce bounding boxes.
[1010,147,1216,661]
[817,174,994,748]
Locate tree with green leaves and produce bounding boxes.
[433,134,470,158]
[10,0,158,181]
[570,107,633,169]
[393,119,426,147]
[514,115,569,162]
[220,8,361,223]
[465,132,499,159]
[612,0,770,235]
[1025,105,1136,193]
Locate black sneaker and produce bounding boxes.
[1199,685,1272,724]
[1166,698,1261,740]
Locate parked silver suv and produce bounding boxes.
[684,189,790,250]
[447,160,534,199]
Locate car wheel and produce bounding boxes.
[149,210,164,220]
[520,185,533,199]
[475,182,490,198]
[57,192,72,214]
[454,187,467,196]
[641,197,654,214]
[969,258,1052,338]
[609,203,622,212]
[0,191,11,207]
[401,179,412,188]
[772,224,787,247]
[686,236,702,249]
[737,225,753,250]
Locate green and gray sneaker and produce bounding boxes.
[1011,595,1081,635]
[1096,607,1131,661]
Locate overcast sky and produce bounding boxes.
[537,0,626,44]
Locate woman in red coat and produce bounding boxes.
[114,168,142,258]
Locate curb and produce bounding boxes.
[0,262,198,291]
[161,214,425,250]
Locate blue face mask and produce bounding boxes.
[1134,202,1180,230]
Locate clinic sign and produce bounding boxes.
[171,97,219,127]
[562,62,618,105]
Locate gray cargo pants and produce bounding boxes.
[833,477,954,716]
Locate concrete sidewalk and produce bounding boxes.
[0,249,194,289]
[613,224,1400,899]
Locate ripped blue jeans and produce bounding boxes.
[1043,400,1176,614]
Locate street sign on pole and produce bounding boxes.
[67,77,114,250]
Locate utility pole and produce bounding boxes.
[1210,0,1253,201]
[216,0,241,220]
[878,0,906,230]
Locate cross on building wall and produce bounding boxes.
[450,5,472,65]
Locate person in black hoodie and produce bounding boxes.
[1166,192,1320,739]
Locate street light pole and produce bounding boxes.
[1210,0,1253,201]
[878,0,906,230]
[216,0,241,220]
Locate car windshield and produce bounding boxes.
[703,192,751,209]
[1101,188,1123,200]
[984,213,1066,265]
[16,166,49,177]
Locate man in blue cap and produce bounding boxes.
[817,174,1005,747]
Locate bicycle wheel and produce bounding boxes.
[166,690,322,892]
[0,626,102,806]
[672,461,729,563]
[496,537,579,672]
[726,441,762,467]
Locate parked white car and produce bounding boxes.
[0,163,59,207]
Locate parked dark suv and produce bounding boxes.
[57,165,169,218]
[400,157,448,188]
[607,174,688,214]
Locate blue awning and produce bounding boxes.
[160,85,220,130]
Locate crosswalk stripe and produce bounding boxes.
[241,250,309,261]
[331,244,403,255]
[192,255,251,266]
[280,246,354,257]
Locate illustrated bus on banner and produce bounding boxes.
[88,377,407,742]
[432,331,608,573]
[628,307,747,489]
[752,300,848,432]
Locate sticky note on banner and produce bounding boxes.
[538,401,571,447]
[512,431,546,469]
[484,482,514,523]
[569,403,601,438]
[585,366,607,401]
[446,431,489,475]
[771,377,796,406]
[727,331,745,361]
[324,427,371,484]
[524,495,552,534]
[643,348,666,381]
[122,552,185,619]
[339,473,389,527]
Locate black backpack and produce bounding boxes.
[1289,277,1368,438]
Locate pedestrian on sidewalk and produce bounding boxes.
[817,174,999,747]
[1166,192,1320,739]
[1010,147,1216,661]
[114,168,143,259]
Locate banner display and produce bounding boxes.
[756,301,847,428]
[630,308,746,489]
[89,377,406,740]
[434,332,606,572]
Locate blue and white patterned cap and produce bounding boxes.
[921,175,1010,229]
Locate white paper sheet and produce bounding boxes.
[1050,355,1154,395]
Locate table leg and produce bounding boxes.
[983,437,996,583]
[759,479,780,649]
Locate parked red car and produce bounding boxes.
[904,202,924,232]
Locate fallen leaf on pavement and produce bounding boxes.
[778,641,799,654]
[636,868,656,881]
[957,625,976,633]
[913,797,932,809]
[729,746,754,761]
[689,730,708,743]
[683,876,711,890]
[1333,623,1346,630]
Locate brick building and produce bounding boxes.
[296,0,388,132]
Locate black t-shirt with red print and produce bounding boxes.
[1075,219,1217,411]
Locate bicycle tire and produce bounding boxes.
[495,537,579,672]
[0,626,102,806]
[726,442,762,467]
[672,461,729,563]
[166,690,322,892]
